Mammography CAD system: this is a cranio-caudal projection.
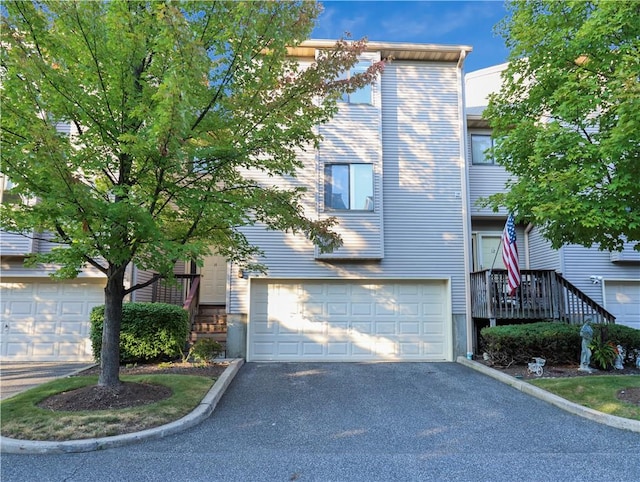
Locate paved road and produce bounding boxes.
[2,362,639,481]
[1,362,95,400]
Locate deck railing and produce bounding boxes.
[151,273,201,326]
[470,269,615,324]
[151,274,200,307]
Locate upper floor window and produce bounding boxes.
[324,163,374,211]
[0,176,20,205]
[471,134,495,165]
[339,61,372,105]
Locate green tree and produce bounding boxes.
[1,1,383,387]
[483,0,640,251]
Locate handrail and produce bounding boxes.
[182,275,200,311]
[553,272,615,324]
[470,269,615,324]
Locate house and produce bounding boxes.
[222,41,474,361]
[465,63,640,336]
[2,42,636,363]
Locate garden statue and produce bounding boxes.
[614,345,624,370]
[579,321,593,373]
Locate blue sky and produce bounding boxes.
[312,1,510,73]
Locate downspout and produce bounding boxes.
[456,49,474,358]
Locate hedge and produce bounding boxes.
[90,302,190,363]
[480,321,640,367]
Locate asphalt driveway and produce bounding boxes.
[3,362,640,481]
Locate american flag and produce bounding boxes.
[502,214,520,296]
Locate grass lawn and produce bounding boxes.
[0,374,214,441]
[530,375,640,421]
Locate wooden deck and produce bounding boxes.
[470,269,615,324]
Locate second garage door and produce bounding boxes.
[605,280,640,330]
[1,279,105,362]
[248,279,451,362]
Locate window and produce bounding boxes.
[324,164,373,211]
[471,134,495,165]
[339,61,372,105]
[0,176,20,205]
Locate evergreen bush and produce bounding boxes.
[90,303,189,363]
[481,321,640,367]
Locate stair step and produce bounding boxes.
[197,305,226,316]
[189,332,227,343]
[191,323,227,333]
[194,314,227,323]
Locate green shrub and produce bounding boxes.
[90,303,189,363]
[603,324,640,365]
[481,321,581,365]
[481,321,640,367]
[189,338,223,362]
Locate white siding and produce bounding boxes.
[229,59,467,318]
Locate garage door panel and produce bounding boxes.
[399,321,420,335]
[327,342,349,355]
[328,302,348,316]
[6,300,34,316]
[1,280,104,361]
[605,281,640,330]
[249,280,451,362]
[352,321,373,333]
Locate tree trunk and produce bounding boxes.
[98,265,127,387]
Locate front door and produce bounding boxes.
[199,255,227,304]
[474,234,505,271]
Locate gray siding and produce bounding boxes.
[0,258,105,279]
[528,227,561,271]
[561,243,640,307]
[0,231,33,255]
[230,60,467,316]
[316,99,384,259]
[467,128,510,217]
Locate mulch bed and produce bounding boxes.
[478,359,640,406]
[39,361,229,412]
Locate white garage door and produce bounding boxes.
[248,279,451,362]
[1,279,105,362]
[605,281,640,330]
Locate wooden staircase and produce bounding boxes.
[189,305,227,345]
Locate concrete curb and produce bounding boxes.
[457,356,640,433]
[0,358,244,454]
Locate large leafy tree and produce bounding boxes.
[483,0,640,251]
[1,1,383,387]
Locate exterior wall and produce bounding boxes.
[561,244,640,307]
[228,58,468,355]
[0,257,105,279]
[527,227,561,271]
[527,226,639,319]
[0,231,33,255]
[464,63,508,109]
[467,128,510,217]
